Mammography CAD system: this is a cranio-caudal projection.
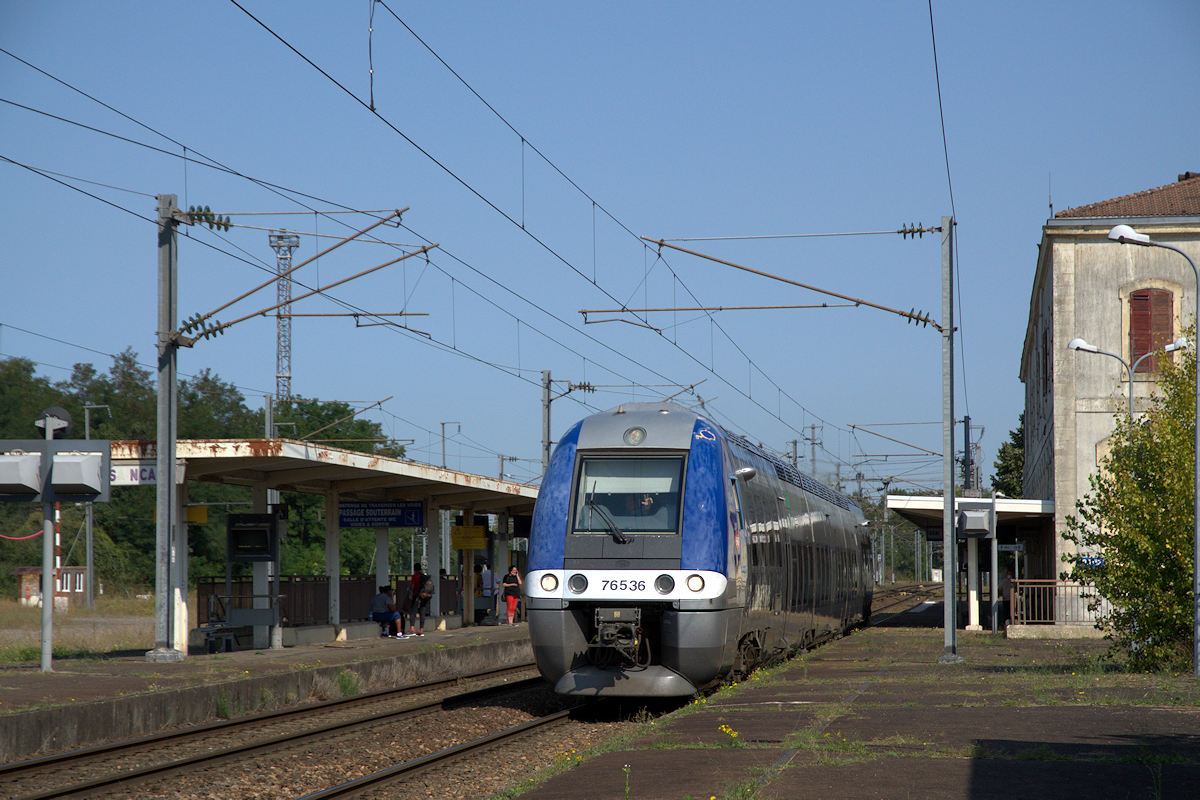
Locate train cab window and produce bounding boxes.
[573,456,683,535]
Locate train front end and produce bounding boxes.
[526,403,740,697]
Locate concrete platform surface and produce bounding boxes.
[524,605,1200,800]
[0,619,532,762]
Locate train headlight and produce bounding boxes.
[568,574,588,594]
[686,574,705,592]
[654,574,675,594]
[623,426,646,446]
[540,574,559,592]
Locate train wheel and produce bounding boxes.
[732,633,762,679]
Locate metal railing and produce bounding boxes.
[1011,579,1111,625]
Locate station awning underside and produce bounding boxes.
[111,439,538,516]
[885,495,1053,529]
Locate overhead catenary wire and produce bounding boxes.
[17,67,837,473]
[926,0,971,431]
[2,323,275,398]
[7,40,875,479]
[848,425,941,457]
[0,141,609,414]
[642,238,942,332]
[659,226,940,242]
[0,64,687,425]
[0,159,155,197]
[229,3,873,470]
[366,5,940,483]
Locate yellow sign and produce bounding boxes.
[186,505,209,524]
[451,525,487,550]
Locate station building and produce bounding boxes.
[1021,171,1200,571]
[885,173,1200,633]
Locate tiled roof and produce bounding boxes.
[1055,172,1200,218]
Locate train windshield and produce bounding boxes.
[572,456,683,535]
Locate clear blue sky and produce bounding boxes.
[3,2,1198,493]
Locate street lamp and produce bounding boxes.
[1067,336,1188,415]
[1107,223,1200,677]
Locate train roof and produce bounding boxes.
[586,403,861,515]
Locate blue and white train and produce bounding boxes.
[526,402,873,697]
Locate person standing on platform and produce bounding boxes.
[502,565,523,625]
[407,563,433,636]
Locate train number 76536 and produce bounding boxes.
[602,579,646,592]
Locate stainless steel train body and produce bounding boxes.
[526,402,873,697]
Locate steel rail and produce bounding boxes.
[0,663,536,780]
[10,675,546,800]
[296,707,577,800]
[864,584,941,626]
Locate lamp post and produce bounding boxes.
[1067,336,1188,415]
[1107,223,1200,677]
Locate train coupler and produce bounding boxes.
[592,607,644,665]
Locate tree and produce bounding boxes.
[0,358,59,438]
[272,396,403,457]
[990,413,1024,497]
[0,353,411,591]
[1062,328,1195,671]
[179,368,261,439]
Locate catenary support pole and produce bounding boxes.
[148,194,184,663]
[939,216,962,664]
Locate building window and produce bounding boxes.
[1129,288,1173,373]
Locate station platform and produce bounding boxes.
[0,617,532,763]
[525,602,1200,800]
[6,603,1200,798]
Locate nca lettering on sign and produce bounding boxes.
[109,460,183,486]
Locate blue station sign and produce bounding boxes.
[338,500,424,528]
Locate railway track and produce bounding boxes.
[0,663,544,800]
[298,705,578,799]
[867,582,942,622]
[4,586,945,800]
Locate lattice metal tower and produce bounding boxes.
[269,231,301,400]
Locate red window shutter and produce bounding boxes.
[1129,288,1173,373]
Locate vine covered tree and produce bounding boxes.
[1062,326,1195,671]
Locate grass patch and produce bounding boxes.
[0,596,156,665]
[336,669,360,697]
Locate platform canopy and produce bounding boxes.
[884,495,1053,529]
[110,438,537,515]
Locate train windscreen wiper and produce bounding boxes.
[585,484,631,544]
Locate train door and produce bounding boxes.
[742,483,767,613]
[771,490,789,645]
[789,493,815,639]
[810,503,834,633]
[727,471,749,609]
